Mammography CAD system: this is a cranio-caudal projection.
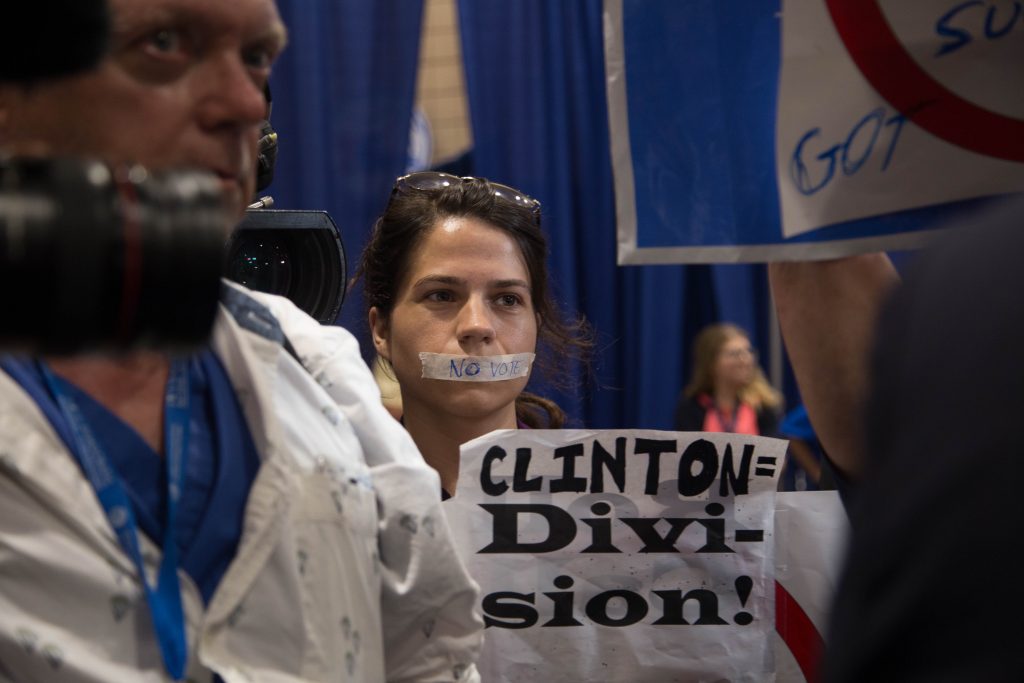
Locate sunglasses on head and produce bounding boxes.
[390,171,542,222]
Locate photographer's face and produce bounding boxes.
[0,0,286,219]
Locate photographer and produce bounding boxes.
[0,1,483,681]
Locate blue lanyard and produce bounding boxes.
[39,359,191,680]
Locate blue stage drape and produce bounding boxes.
[267,0,424,336]
[457,1,780,429]
[267,2,790,429]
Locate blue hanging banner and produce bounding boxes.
[604,0,1024,264]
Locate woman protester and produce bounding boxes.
[674,322,782,436]
[357,172,591,497]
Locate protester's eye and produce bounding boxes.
[496,293,524,308]
[425,290,455,303]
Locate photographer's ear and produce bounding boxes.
[252,81,277,200]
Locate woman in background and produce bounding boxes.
[674,322,782,436]
[357,172,591,497]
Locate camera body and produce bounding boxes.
[1,0,231,353]
[226,209,347,325]
[3,1,110,83]
[0,157,350,351]
[0,157,228,353]
[1,0,347,351]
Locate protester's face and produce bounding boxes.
[372,216,538,423]
[714,334,755,389]
[0,0,286,220]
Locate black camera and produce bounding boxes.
[4,1,110,84]
[0,157,229,353]
[1,0,348,351]
[225,209,346,324]
[1,0,232,353]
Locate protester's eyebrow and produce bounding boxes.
[412,275,464,289]
[411,276,530,290]
[491,279,530,290]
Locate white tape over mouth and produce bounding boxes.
[419,352,536,382]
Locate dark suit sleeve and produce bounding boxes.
[673,394,706,431]
[756,406,780,437]
[821,198,1024,683]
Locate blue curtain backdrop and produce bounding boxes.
[266,1,792,429]
[267,0,424,336]
[457,1,781,429]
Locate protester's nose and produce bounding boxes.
[457,297,496,347]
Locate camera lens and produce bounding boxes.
[0,157,228,353]
[225,210,346,324]
[229,236,293,294]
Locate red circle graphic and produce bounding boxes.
[825,0,1024,162]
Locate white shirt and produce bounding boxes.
[0,283,483,683]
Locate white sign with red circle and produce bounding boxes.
[776,0,1024,238]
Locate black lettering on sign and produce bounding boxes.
[480,575,751,629]
[478,504,576,553]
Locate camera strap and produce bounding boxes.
[38,359,190,681]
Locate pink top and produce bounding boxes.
[698,394,760,435]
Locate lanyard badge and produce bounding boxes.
[39,358,191,680]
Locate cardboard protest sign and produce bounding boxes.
[773,491,849,683]
[776,0,1024,238]
[603,0,1023,264]
[445,429,788,682]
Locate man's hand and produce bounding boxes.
[769,255,900,479]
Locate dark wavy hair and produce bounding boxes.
[355,175,592,427]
